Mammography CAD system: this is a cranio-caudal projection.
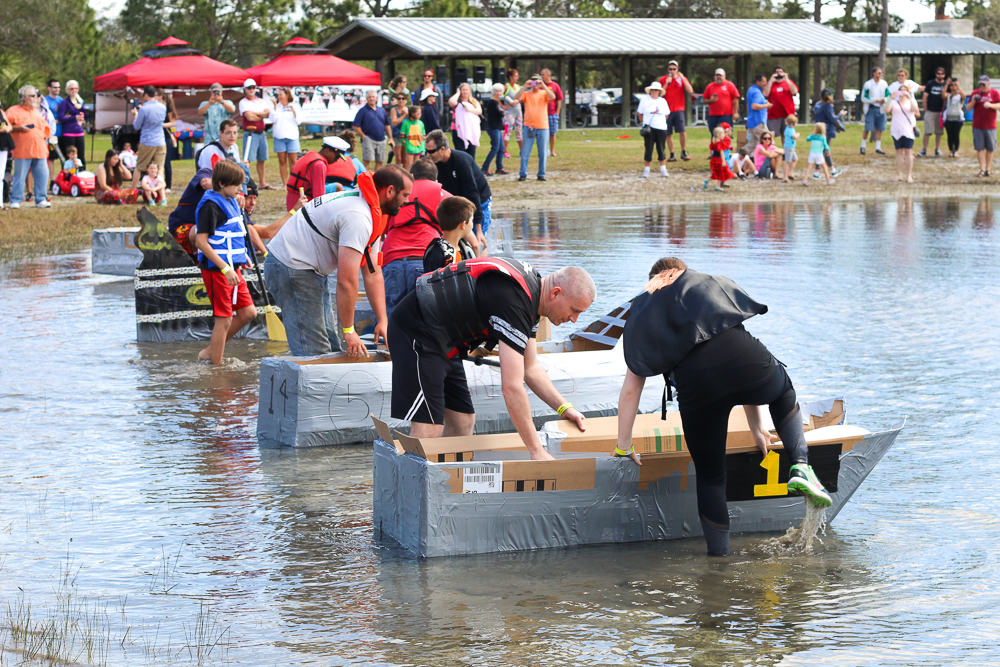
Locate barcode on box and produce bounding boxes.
[463,462,502,494]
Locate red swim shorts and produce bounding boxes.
[201,268,255,318]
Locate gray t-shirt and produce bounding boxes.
[267,192,374,276]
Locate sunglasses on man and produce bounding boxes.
[425,145,442,154]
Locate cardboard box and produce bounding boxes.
[92,227,142,276]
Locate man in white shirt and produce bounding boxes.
[861,66,889,155]
[239,78,271,190]
[195,118,240,171]
[262,165,412,358]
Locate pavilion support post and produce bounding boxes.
[446,57,456,126]
[681,56,692,127]
[622,56,632,129]
[982,54,987,76]
[567,57,577,127]
[799,55,811,124]
[910,55,915,78]
[387,59,396,82]
[559,56,568,130]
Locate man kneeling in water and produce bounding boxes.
[616,257,831,556]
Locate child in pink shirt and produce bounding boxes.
[141,162,167,206]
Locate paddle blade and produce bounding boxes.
[265,305,287,342]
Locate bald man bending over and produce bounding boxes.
[388,258,596,459]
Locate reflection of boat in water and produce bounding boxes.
[257,295,663,447]
[372,400,904,557]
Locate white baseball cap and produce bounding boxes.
[243,78,257,88]
[420,88,438,101]
[715,68,725,76]
[323,136,350,151]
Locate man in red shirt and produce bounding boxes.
[381,158,454,315]
[762,65,799,142]
[703,68,740,134]
[658,60,693,161]
[541,69,564,158]
[967,74,1000,175]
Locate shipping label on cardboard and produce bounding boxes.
[463,463,502,493]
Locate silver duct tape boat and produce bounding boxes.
[371,400,905,557]
[256,296,644,447]
[92,227,143,276]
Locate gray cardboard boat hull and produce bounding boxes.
[92,228,143,276]
[372,425,902,558]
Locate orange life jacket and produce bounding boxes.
[357,170,388,273]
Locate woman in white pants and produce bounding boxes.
[0,101,13,211]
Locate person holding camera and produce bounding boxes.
[967,75,1000,177]
[762,66,798,141]
[514,74,556,182]
[943,78,967,158]
[6,85,52,209]
[198,83,235,146]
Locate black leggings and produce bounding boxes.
[680,365,807,534]
[643,128,667,163]
[58,135,87,170]
[944,120,963,153]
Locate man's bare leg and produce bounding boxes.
[410,422,445,438]
[441,410,475,437]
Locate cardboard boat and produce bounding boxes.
[92,226,143,276]
[256,296,646,447]
[372,399,905,557]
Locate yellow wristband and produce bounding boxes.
[614,445,635,457]
[220,264,230,274]
[287,210,295,216]
[556,402,573,417]
[342,326,355,334]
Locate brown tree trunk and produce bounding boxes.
[879,0,889,71]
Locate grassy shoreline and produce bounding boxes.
[2,125,994,261]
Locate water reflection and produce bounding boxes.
[2,197,1000,665]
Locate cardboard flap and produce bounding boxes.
[371,415,403,455]
[397,431,527,459]
[395,431,425,458]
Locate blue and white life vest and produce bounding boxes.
[195,190,248,267]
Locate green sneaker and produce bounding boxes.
[787,464,832,507]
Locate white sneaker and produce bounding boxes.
[10,202,20,209]
[660,169,669,177]
[35,200,52,209]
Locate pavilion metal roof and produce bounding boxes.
[324,18,881,60]
[855,33,1000,55]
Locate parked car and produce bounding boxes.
[51,169,96,197]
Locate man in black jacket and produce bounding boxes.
[424,129,491,253]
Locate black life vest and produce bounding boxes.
[388,197,441,234]
[622,270,767,416]
[286,151,325,197]
[415,257,541,357]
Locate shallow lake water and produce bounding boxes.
[2,196,1000,666]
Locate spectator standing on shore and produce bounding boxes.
[272,87,301,187]
[637,81,670,178]
[418,69,445,123]
[889,68,923,110]
[56,79,87,169]
[783,115,800,180]
[744,74,770,155]
[400,106,426,170]
[130,85,166,189]
[352,90,392,170]
[920,67,948,157]
[389,75,409,101]
[424,129,491,251]
[43,79,63,183]
[967,75,1000,177]
[158,89,177,192]
[503,68,523,159]
[813,90,844,178]
[390,91,409,165]
[658,61,692,161]
[515,74,555,182]
[239,79,271,189]
[803,123,833,186]
[705,126,736,190]
[703,69,740,134]
[541,69,563,158]
[943,78,967,158]
[449,83,482,159]
[762,66,798,141]
[198,83,235,146]
[420,89,441,133]
[885,86,917,183]
[861,67,889,155]
[482,83,508,175]
[0,102,13,211]
[7,85,52,209]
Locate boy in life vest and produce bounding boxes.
[194,160,258,365]
[423,196,475,273]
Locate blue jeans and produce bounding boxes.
[481,197,492,234]
[482,127,503,172]
[263,254,342,357]
[520,126,549,179]
[382,258,426,318]
[11,158,49,205]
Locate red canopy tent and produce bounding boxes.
[244,38,381,87]
[93,37,248,130]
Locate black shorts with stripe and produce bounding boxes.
[388,315,475,425]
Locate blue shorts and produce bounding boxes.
[382,257,425,317]
[481,197,492,234]
[865,106,887,132]
[548,114,559,134]
[243,131,268,162]
[665,110,686,135]
[273,136,301,154]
